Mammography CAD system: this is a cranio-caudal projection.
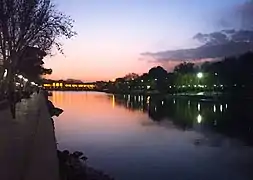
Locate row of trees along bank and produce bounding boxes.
[0,0,76,118]
[109,52,253,96]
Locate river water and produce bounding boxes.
[50,91,253,180]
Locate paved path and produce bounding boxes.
[0,93,59,180]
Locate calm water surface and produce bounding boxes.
[51,91,253,180]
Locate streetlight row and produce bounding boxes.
[16,74,38,86]
[114,72,205,83]
[126,84,225,89]
[2,69,38,87]
[173,84,224,88]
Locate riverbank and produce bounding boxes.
[48,89,253,103]
[106,89,253,103]
[57,150,114,180]
[0,92,59,180]
[0,91,114,180]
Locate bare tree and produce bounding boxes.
[0,0,76,117]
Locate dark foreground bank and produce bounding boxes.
[57,150,114,180]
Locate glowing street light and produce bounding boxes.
[197,114,202,124]
[147,96,150,104]
[3,69,7,78]
[197,103,201,111]
[18,75,23,79]
[197,72,203,79]
[24,78,28,82]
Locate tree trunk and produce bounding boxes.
[7,53,17,119]
[0,66,4,96]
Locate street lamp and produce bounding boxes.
[3,69,7,78]
[197,72,203,79]
[18,75,23,79]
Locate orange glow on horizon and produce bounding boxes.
[44,51,157,82]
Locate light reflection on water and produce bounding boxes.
[50,92,253,180]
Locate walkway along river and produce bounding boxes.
[0,92,59,180]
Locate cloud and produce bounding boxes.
[193,31,229,46]
[141,1,253,65]
[142,40,253,61]
[194,30,253,45]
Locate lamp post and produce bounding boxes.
[196,72,203,91]
[3,69,8,78]
[197,72,203,79]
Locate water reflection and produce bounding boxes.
[113,94,253,146]
[197,103,201,111]
[112,95,115,108]
[197,114,202,124]
[220,104,223,112]
[51,92,253,180]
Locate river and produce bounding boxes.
[50,91,253,180]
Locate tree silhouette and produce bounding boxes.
[148,66,168,92]
[148,66,167,79]
[0,0,76,118]
[17,47,52,83]
[174,62,196,74]
[0,0,76,85]
[123,73,139,80]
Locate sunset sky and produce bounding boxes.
[45,0,247,82]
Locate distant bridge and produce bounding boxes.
[43,82,96,91]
